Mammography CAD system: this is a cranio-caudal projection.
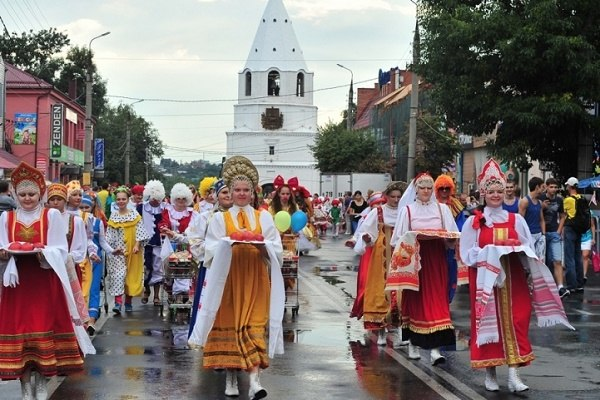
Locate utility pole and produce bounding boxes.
[407,18,420,181]
[84,32,110,180]
[125,115,130,184]
[337,64,354,130]
[125,99,143,184]
[145,146,149,182]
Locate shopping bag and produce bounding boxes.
[161,236,174,262]
[593,248,600,273]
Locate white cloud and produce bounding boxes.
[288,0,414,21]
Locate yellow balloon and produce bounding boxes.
[274,211,292,232]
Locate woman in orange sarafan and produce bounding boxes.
[189,156,284,399]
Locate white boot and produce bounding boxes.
[224,369,239,397]
[484,367,499,392]
[21,378,34,400]
[407,342,421,360]
[248,369,267,400]
[393,330,409,348]
[430,348,446,366]
[33,372,48,400]
[508,367,529,392]
[376,329,387,346]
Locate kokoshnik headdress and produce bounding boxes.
[477,158,506,195]
[222,156,259,191]
[11,161,46,195]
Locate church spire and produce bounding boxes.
[244,0,308,72]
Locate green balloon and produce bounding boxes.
[274,211,291,232]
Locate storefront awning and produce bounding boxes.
[0,150,21,169]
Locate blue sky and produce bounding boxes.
[1,0,417,163]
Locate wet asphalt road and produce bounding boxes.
[3,235,600,399]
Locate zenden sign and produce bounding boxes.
[51,104,64,157]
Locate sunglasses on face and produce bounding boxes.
[439,187,451,191]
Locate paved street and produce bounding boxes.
[3,235,600,399]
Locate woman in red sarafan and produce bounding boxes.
[460,158,573,393]
[0,162,94,399]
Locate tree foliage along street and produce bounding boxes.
[399,112,462,177]
[310,121,388,173]
[417,1,600,177]
[94,104,164,184]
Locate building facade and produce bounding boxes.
[4,63,86,182]
[226,0,320,192]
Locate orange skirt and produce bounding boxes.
[203,244,270,370]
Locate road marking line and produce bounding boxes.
[301,267,487,400]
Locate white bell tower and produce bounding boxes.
[226,0,320,193]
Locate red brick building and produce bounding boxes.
[4,63,86,182]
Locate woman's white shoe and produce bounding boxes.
[248,370,267,400]
[407,343,421,359]
[508,367,529,392]
[484,367,499,392]
[430,348,446,366]
[224,369,239,397]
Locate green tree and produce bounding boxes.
[417,0,600,178]
[399,113,462,175]
[1,30,107,117]
[95,104,164,184]
[0,28,69,83]
[310,121,388,173]
[55,46,108,117]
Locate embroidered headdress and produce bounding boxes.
[367,191,386,207]
[81,194,93,208]
[66,180,83,199]
[384,181,406,195]
[143,180,166,202]
[212,179,227,196]
[11,161,46,195]
[170,183,193,206]
[414,172,434,188]
[47,183,68,201]
[477,158,506,195]
[222,156,259,191]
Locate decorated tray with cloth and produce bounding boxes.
[386,229,460,292]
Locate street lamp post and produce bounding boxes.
[84,31,110,180]
[336,63,354,130]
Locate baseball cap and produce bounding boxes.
[565,177,579,187]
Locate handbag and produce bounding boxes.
[592,248,600,273]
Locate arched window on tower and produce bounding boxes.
[268,71,280,96]
[245,72,252,96]
[296,73,305,97]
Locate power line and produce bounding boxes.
[107,77,376,104]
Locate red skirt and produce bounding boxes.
[0,255,84,380]
[401,239,455,349]
[468,253,534,368]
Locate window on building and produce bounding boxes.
[296,73,305,97]
[269,145,275,155]
[268,71,280,96]
[245,72,252,96]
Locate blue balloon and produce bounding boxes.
[290,210,308,232]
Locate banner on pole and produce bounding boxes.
[94,138,105,170]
